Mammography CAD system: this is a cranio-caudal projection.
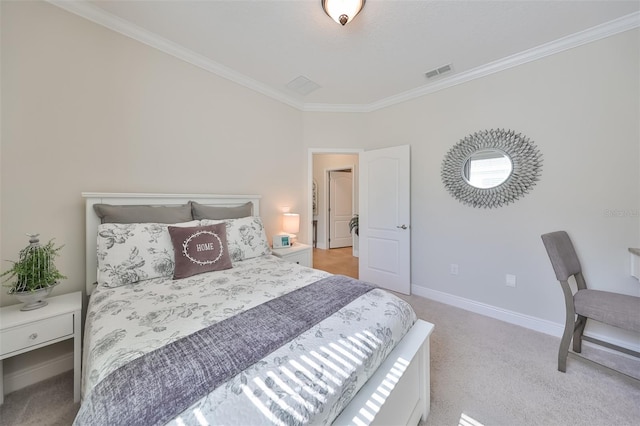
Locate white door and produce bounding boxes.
[329,170,353,248]
[359,145,411,294]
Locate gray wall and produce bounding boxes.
[304,29,640,347]
[1,1,305,380]
[1,1,306,308]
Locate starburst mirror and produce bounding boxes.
[441,129,542,208]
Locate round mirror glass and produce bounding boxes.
[462,149,513,189]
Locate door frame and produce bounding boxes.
[327,167,355,249]
[307,148,363,252]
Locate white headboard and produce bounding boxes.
[82,192,261,296]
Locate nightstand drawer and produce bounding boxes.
[285,251,311,266]
[271,243,312,268]
[0,313,73,357]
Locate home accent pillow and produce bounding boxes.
[96,220,199,287]
[190,201,253,220]
[94,203,192,224]
[201,216,271,263]
[168,223,233,279]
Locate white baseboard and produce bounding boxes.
[411,285,640,354]
[411,285,564,336]
[3,351,73,394]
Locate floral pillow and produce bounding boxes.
[201,217,271,263]
[96,220,200,287]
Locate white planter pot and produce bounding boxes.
[12,285,56,311]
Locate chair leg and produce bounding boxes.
[558,317,573,372]
[573,315,587,353]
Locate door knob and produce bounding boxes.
[397,224,408,230]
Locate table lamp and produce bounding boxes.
[282,213,300,245]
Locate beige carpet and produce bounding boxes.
[0,371,79,425]
[401,294,640,426]
[1,294,638,426]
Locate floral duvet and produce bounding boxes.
[81,255,417,425]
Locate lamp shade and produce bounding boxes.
[322,0,366,26]
[282,213,300,234]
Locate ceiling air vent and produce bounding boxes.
[425,64,452,79]
[285,76,321,96]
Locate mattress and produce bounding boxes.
[80,255,417,425]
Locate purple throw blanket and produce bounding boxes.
[74,275,374,426]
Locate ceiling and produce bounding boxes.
[52,1,639,111]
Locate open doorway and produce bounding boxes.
[328,169,353,249]
[308,149,361,278]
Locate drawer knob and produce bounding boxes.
[29,333,38,340]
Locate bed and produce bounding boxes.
[76,192,434,426]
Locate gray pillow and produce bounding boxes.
[93,203,192,224]
[190,201,253,220]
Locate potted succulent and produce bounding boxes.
[349,214,359,236]
[1,234,66,311]
[349,214,359,258]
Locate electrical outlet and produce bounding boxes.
[450,264,459,275]
[506,274,517,287]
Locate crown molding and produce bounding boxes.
[47,0,304,111]
[310,11,640,113]
[364,11,640,113]
[47,2,638,114]
[302,103,372,113]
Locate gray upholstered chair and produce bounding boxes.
[541,231,640,372]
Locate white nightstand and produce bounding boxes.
[272,243,313,267]
[0,291,82,404]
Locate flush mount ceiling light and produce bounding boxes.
[322,0,366,26]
